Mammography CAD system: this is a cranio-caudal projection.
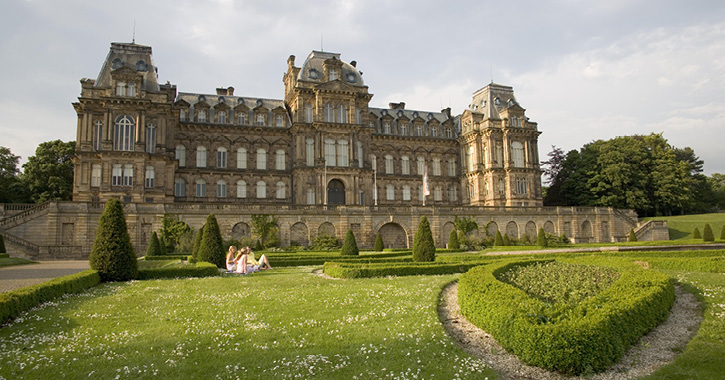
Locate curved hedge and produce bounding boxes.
[143,255,192,261]
[323,261,488,279]
[137,262,219,280]
[458,260,675,375]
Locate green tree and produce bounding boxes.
[146,232,161,257]
[160,215,190,252]
[502,234,511,246]
[412,216,435,262]
[0,233,6,254]
[374,232,384,251]
[536,228,548,247]
[703,223,714,242]
[628,229,637,242]
[693,227,701,239]
[89,199,137,281]
[494,230,504,247]
[21,140,75,203]
[250,214,279,248]
[341,229,359,256]
[448,229,460,250]
[0,146,22,203]
[192,224,204,261]
[720,225,725,241]
[453,216,478,247]
[197,214,224,268]
[159,235,169,255]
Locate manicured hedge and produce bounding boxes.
[0,269,101,324]
[143,255,191,261]
[323,261,487,279]
[264,251,410,267]
[458,260,675,375]
[0,253,9,259]
[647,257,725,273]
[137,262,220,280]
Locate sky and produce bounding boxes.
[1,0,724,175]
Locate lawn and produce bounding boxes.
[641,212,725,240]
[0,257,35,267]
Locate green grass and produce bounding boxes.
[641,212,725,240]
[0,257,36,267]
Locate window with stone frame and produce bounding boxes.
[217,147,227,168]
[176,145,186,167]
[236,180,247,198]
[195,179,206,197]
[217,180,227,198]
[113,115,135,151]
[144,166,154,188]
[256,181,266,198]
[276,149,286,170]
[196,146,207,168]
[237,148,247,169]
[91,164,102,187]
[175,178,186,197]
[256,149,267,170]
[401,156,410,175]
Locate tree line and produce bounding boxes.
[0,140,75,204]
[542,133,725,216]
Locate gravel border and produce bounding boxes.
[438,283,702,380]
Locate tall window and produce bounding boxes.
[237,112,246,125]
[431,126,438,137]
[217,180,227,198]
[113,115,135,151]
[305,104,313,123]
[196,146,207,168]
[236,180,247,198]
[323,104,334,122]
[93,121,103,151]
[275,149,286,170]
[495,142,504,165]
[116,81,126,96]
[123,164,133,186]
[357,141,363,168]
[415,125,422,136]
[180,109,186,121]
[197,110,206,122]
[432,158,441,176]
[256,181,266,198]
[217,147,227,168]
[445,128,452,138]
[434,186,442,201]
[516,177,528,194]
[276,181,286,199]
[449,185,457,202]
[467,146,475,172]
[402,185,411,201]
[256,114,265,126]
[386,184,395,200]
[174,178,186,196]
[324,139,336,166]
[417,157,425,175]
[218,111,227,124]
[127,82,136,97]
[176,145,186,167]
[498,177,505,195]
[337,139,348,167]
[256,149,266,170]
[400,124,408,135]
[144,166,154,188]
[91,164,102,187]
[275,114,284,127]
[355,108,361,124]
[329,69,338,80]
[195,179,206,197]
[337,105,347,123]
[383,122,391,134]
[306,188,315,205]
[385,155,394,174]
[418,185,424,201]
[512,142,525,167]
[237,148,247,169]
[112,164,124,187]
[145,125,156,153]
[401,156,410,175]
[305,138,315,166]
[448,159,456,176]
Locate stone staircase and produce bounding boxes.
[0,202,51,231]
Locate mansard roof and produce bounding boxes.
[297,51,365,87]
[95,42,160,92]
[176,92,286,112]
[368,107,452,125]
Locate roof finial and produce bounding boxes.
[132,18,136,44]
[490,64,493,84]
[320,32,324,52]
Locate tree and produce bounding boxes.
[146,232,161,257]
[703,224,714,242]
[536,228,548,247]
[693,227,701,239]
[0,146,21,203]
[192,224,204,261]
[374,232,384,251]
[541,145,566,186]
[160,215,190,252]
[502,234,511,246]
[89,199,137,281]
[197,214,224,268]
[412,216,435,262]
[453,216,478,247]
[494,230,504,247]
[341,229,359,256]
[250,214,279,248]
[448,229,460,250]
[628,229,637,242]
[159,235,169,255]
[21,140,75,203]
[0,233,6,254]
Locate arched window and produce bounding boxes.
[386,184,395,200]
[337,139,348,167]
[144,166,155,188]
[123,164,133,186]
[256,148,266,170]
[276,181,286,199]
[324,104,334,122]
[113,115,135,151]
[174,178,186,197]
[432,158,441,176]
[218,111,227,124]
[195,179,206,197]
[236,180,247,198]
[417,157,425,175]
[467,146,475,172]
[256,181,266,198]
[402,185,411,201]
[305,138,315,166]
[355,108,361,124]
[236,148,247,169]
[196,146,207,168]
[324,139,336,166]
[276,149,286,170]
[385,155,394,174]
[512,142,525,167]
[217,147,227,168]
[116,81,126,96]
[91,164,101,187]
[306,188,316,204]
[516,177,528,194]
[145,124,156,153]
[336,105,347,123]
[176,145,186,167]
[217,180,227,198]
[305,104,313,123]
[127,82,136,97]
[401,156,410,175]
[93,120,103,151]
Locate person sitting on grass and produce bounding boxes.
[234,246,272,274]
[225,245,238,272]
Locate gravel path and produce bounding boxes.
[0,261,90,294]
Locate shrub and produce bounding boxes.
[374,232,384,251]
[311,233,339,251]
[159,235,169,255]
[412,216,435,262]
[137,262,219,280]
[721,225,725,240]
[503,234,511,246]
[559,233,570,244]
[628,229,637,242]
[146,232,161,257]
[536,228,548,247]
[89,199,138,282]
[191,225,204,261]
[703,223,714,242]
[176,228,196,254]
[448,229,460,250]
[0,233,5,254]
[341,229,359,256]
[197,214,225,268]
[160,215,190,252]
[323,261,487,279]
[494,230,504,246]
[693,227,702,239]
[0,269,100,323]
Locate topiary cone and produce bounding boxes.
[341,229,359,256]
[536,227,548,247]
[703,223,714,242]
[448,229,460,250]
[89,199,138,282]
[412,216,435,262]
[693,227,701,239]
[198,214,225,268]
[146,232,161,257]
[494,230,504,246]
[374,232,384,251]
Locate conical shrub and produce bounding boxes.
[341,229,359,256]
[721,225,725,241]
[159,235,169,255]
[192,224,204,261]
[89,199,137,282]
[146,232,161,257]
[412,216,435,262]
[448,229,460,250]
[703,223,714,242]
[628,229,637,242]
[374,232,384,251]
[693,227,701,239]
[536,228,548,247]
[198,214,224,268]
[503,234,511,246]
[494,230,504,246]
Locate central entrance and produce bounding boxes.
[327,179,345,205]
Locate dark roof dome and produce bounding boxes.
[297,51,365,86]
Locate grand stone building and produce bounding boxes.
[0,42,665,259]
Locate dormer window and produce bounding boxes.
[136,60,147,71]
[494,97,502,107]
[329,69,338,81]
[309,69,319,79]
[218,111,227,124]
[116,81,126,96]
[127,82,136,97]
[275,114,284,127]
[256,114,265,126]
[198,110,207,122]
[179,109,186,121]
[112,58,122,69]
[383,122,391,134]
[508,99,515,107]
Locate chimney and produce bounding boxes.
[287,55,296,69]
[350,60,357,68]
[216,87,226,96]
[388,102,406,110]
[441,107,451,118]
[226,86,234,96]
